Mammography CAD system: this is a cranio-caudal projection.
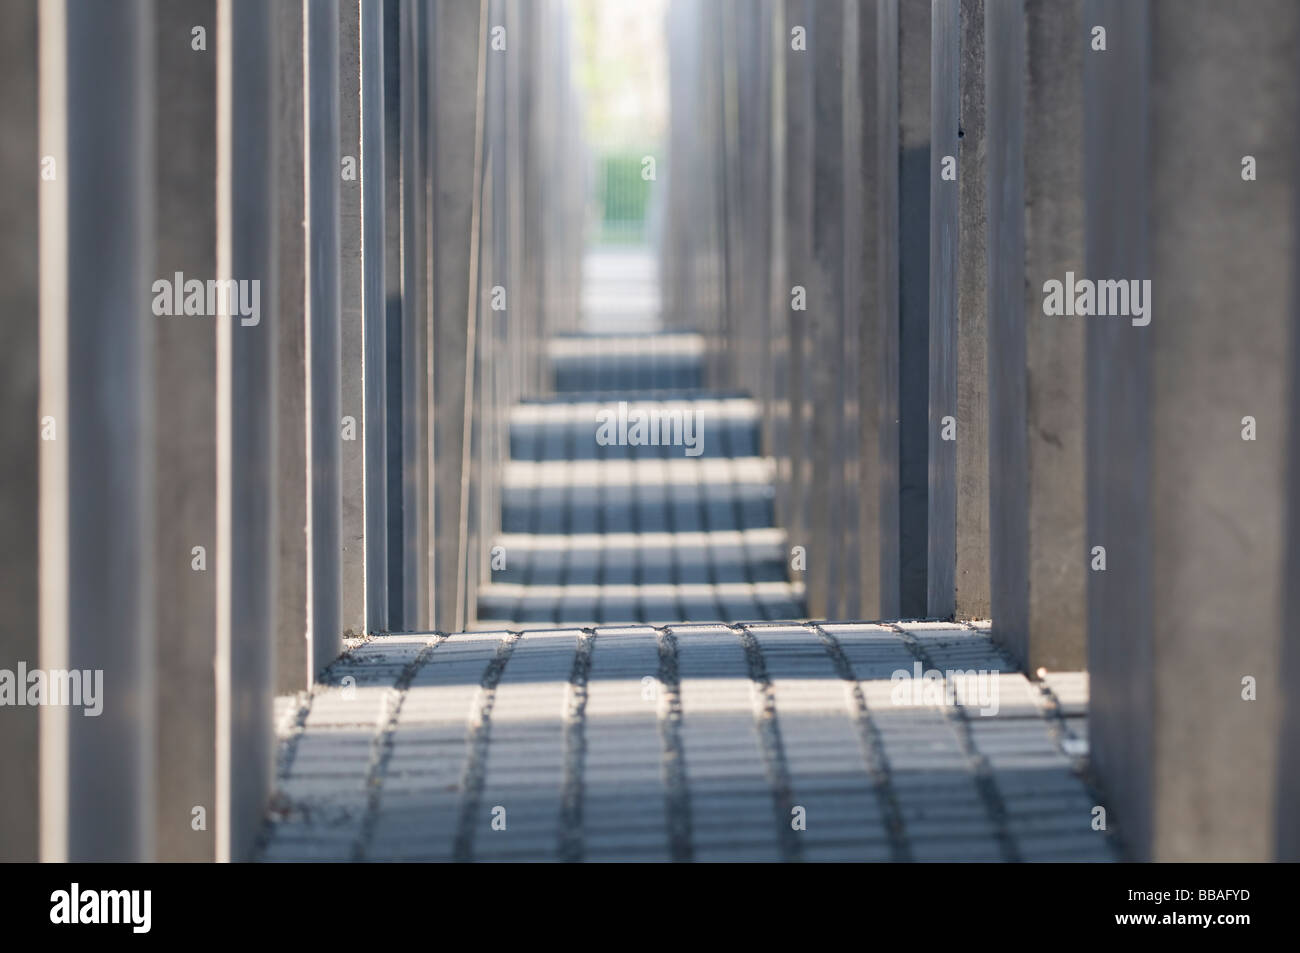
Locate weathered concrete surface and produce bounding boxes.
[360,0,388,636]
[781,0,814,598]
[383,0,404,627]
[846,0,881,619]
[1085,0,1298,861]
[41,0,156,861]
[273,1,310,692]
[878,0,932,619]
[260,623,1113,862]
[396,0,427,632]
[271,0,344,690]
[986,0,1086,671]
[152,0,218,862]
[0,0,40,863]
[1281,190,1300,861]
[432,0,486,631]
[339,0,367,640]
[807,0,846,619]
[306,0,343,680]
[928,0,989,621]
[217,0,279,864]
[361,1,384,639]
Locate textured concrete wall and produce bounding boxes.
[928,0,989,621]
[218,0,279,863]
[764,0,792,554]
[306,0,342,675]
[878,0,932,619]
[361,0,388,635]
[273,1,310,689]
[382,0,404,627]
[1085,0,1299,861]
[40,0,156,861]
[807,0,847,618]
[152,0,217,862]
[54,0,158,859]
[432,0,485,631]
[0,0,40,863]
[986,0,1086,670]
[339,1,367,639]
[1282,185,1300,860]
[847,0,881,619]
[781,0,814,601]
[272,0,343,687]
[397,0,426,631]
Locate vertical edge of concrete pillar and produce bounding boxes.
[847,0,881,620]
[928,0,990,621]
[781,0,812,592]
[339,0,367,640]
[988,0,1086,671]
[876,0,900,619]
[897,0,931,619]
[833,1,860,621]
[1087,0,1298,861]
[382,0,404,628]
[307,0,342,676]
[423,0,439,632]
[361,0,388,635]
[273,0,310,689]
[152,0,218,862]
[1145,0,1295,862]
[807,0,846,619]
[877,0,931,619]
[216,0,278,864]
[39,0,156,862]
[1084,0,1153,862]
[764,0,792,553]
[398,0,424,630]
[1280,110,1300,860]
[432,0,487,631]
[928,0,958,620]
[415,0,433,631]
[0,0,40,863]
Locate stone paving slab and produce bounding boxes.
[259,622,1118,862]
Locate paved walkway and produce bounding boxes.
[477,247,804,627]
[260,621,1115,862]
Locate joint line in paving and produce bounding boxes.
[887,622,1022,863]
[656,626,693,861]
[255,635,375,859]
[558,628,596,862]
[734,624,803,862]
[812,623,913,862]
[969,622,1122,861]
[352,634,446,861]
[452,630,522,862]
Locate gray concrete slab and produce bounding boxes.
[1084,0,1299,861]
[877,0,932,619]
[217,0,279,863]
[339,0,367,640]
[986,0,1087,672]
[152,0,218,863]
[928,0,990,621]
[0,0,40,863]
[40,0,156,862]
